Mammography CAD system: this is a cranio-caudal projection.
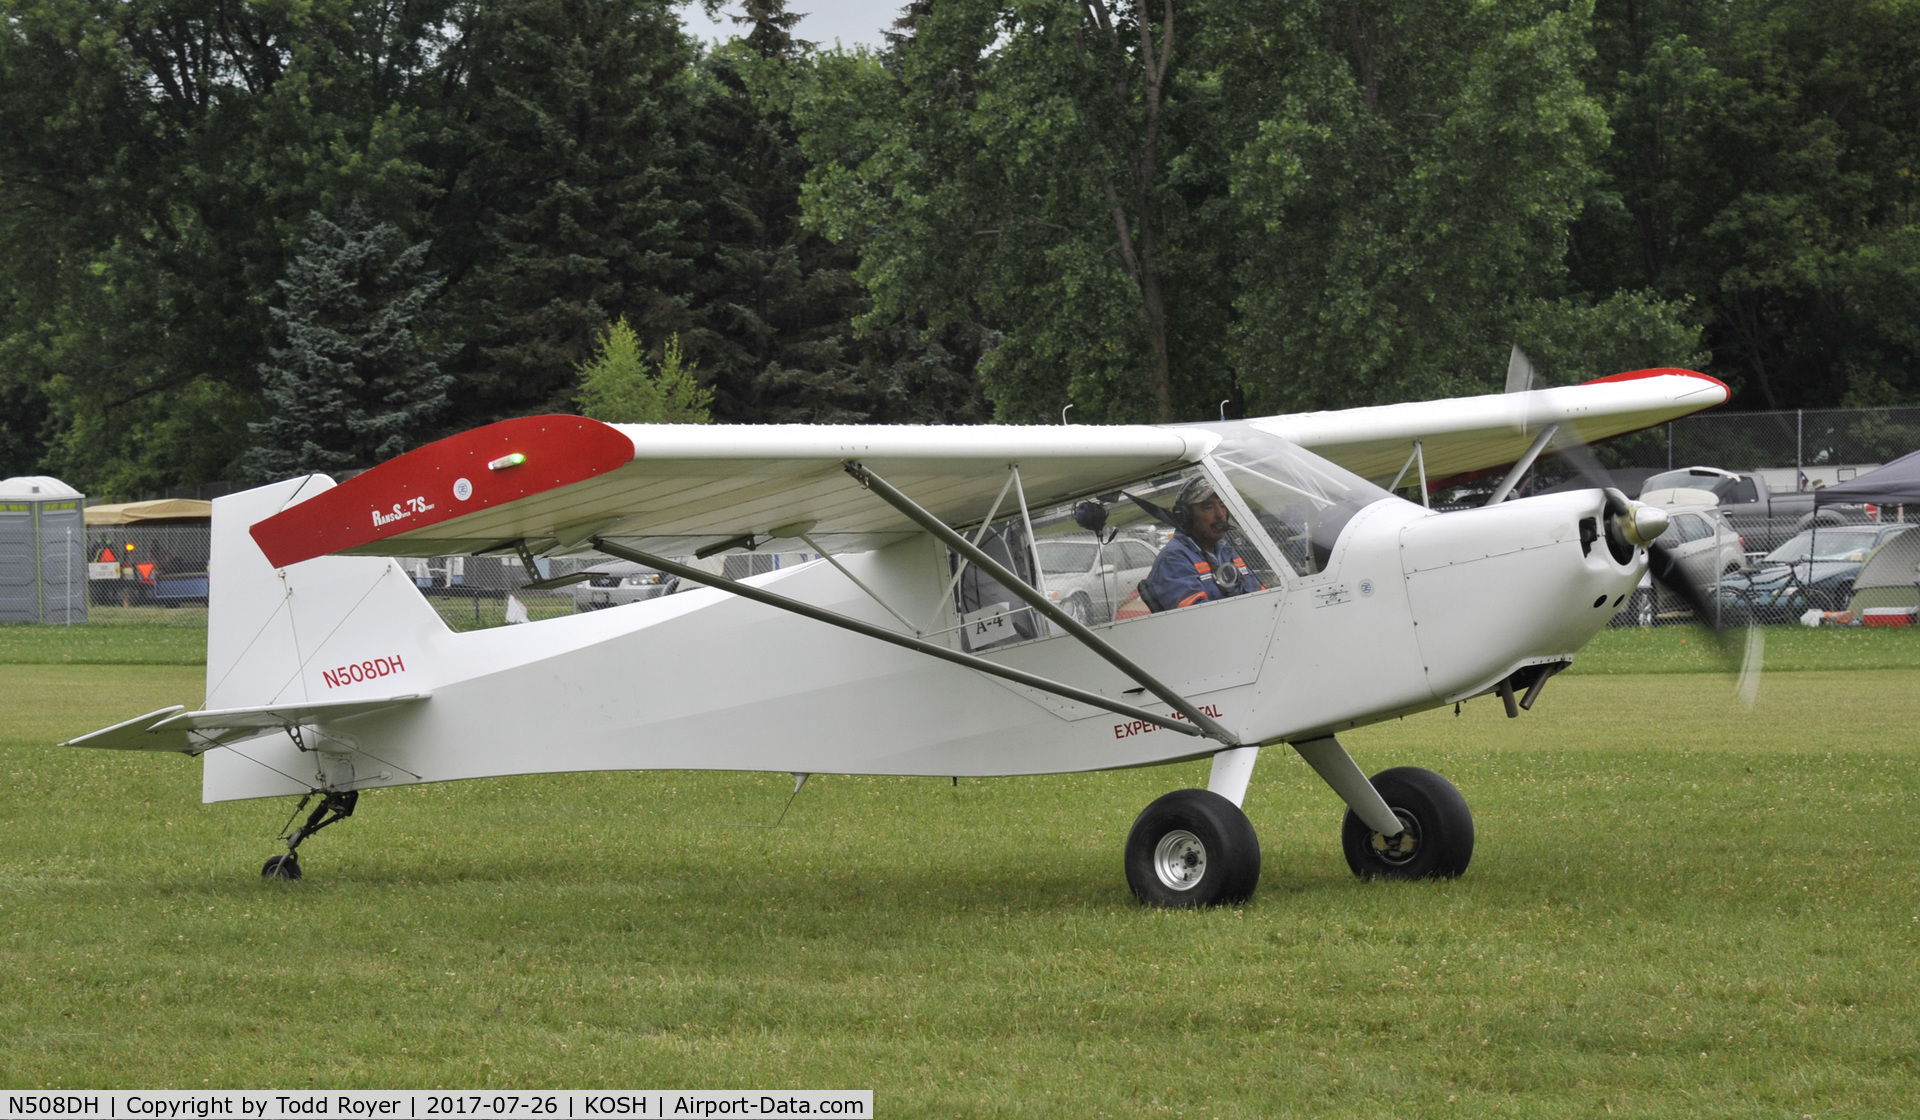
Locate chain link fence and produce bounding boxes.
[84,522,212,611]
[1583,405,1920,487]
[418,551,818,630]
[1561,406,1920,628]
[71,517,817,630]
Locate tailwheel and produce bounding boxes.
[261,789,359,880]
[1124,789,1261,908]
[1341,766,1473,880]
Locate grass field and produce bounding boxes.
[3,619,1919,1115]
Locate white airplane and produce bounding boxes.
[65,368,1728,906]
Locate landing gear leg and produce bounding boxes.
[1292,735,1475,880]
[261,790,359,881]
[1339,767,1474,881]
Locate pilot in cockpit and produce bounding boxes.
[1141,476,1259,612]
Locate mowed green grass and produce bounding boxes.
[3,623,1919,1116]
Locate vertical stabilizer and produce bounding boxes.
[206,476,447,711]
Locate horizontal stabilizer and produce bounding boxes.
[152,694,429,732]
[63,706,193,753]
[63,694,428,755]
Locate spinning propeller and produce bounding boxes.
[1506,346,1763,705]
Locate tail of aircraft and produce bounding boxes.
[206,475,448,710]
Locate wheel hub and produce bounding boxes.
[1152,829,1208,890]
[1367,808,1422,866]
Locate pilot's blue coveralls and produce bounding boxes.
[1143,532,1258,611]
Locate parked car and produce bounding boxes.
[571,560,677,612]
[1036,535,1160,624]
[1711,523,1918,625]
[1659,507,1748,582]
[1615,507,1747,626]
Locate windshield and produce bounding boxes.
[1765,528,1887,563]
[1208,421,1395,575]
[1036,540,1098,574]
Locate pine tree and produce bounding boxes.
[434,0,701,421]
[575,318,711,423]
[242,201,451,482]
[686,0,867,422]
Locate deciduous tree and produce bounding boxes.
[1576,0,1920,408]
[799,0,1230,424]
[1215,0,1699,410]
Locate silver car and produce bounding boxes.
[1617,507,1746,625]
[571,560,676,612]
[1036,536,1161,624]
[1659,507,1748,584]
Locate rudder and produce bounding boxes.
[206,475,447,711]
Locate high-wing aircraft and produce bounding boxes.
[65,368,1728,906]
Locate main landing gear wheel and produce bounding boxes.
[1125,789,1261,908]
[261,853,302,881]
[1341,766,1473,881]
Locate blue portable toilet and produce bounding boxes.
[0,476,88,624]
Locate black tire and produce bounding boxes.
[1124,789,1261,908]
[261,853,302,881]
[1062,593,1092,625]
[1341,767,1473,881]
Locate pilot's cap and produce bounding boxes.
[1175,476,1219,510]
[1172,476,1225,533]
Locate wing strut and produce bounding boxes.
[1387,440,1430,508]
[842,462,1241,746]
[587,538,1208,739]
[795,530,920,635]
[1485,424,1558,507]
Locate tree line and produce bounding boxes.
[2,0,1915,497]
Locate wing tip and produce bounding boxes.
[249,415,635,568]
[1582,367,1730,402]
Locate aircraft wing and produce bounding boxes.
[250,418,1211,566]
[247,369,1725,567]
[1266,369,1727,483]
[63,695,429,755]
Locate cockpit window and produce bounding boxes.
[948,464,1281,650]
[1036,540,1100,574]
[1207,422,1394,576]
[943,430,1385,649]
